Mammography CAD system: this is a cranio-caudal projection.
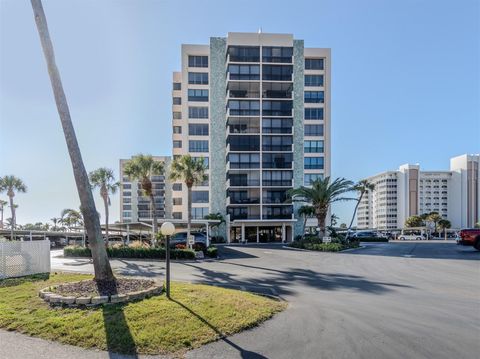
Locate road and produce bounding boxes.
[1,241,479,359]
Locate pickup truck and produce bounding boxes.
[458,228,480,250]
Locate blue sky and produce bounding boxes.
[1,0,479,225]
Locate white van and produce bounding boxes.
[398,229,426,241]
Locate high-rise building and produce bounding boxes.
[171,32,331,242]
[357,154,480,230]
[119,156,172,223]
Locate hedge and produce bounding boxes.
[64,246,195,260]
[355,237,389,242]
[205,246,218,258]
[289,239,360,252]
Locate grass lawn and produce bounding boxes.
[0,273,286,356]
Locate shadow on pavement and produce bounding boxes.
[181,262,411,297]
[171,297,267,359]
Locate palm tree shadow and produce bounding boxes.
[170,297,267,359]
[99,280,138,358]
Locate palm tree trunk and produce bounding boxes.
[302,215,307,240]
[8,195,14,241]
[150,193,157,244]
[0,206,3,229]
[347,191,364,242]
[317,212,327,239]
[103,195,109,246]
[31,0,114,281]
[187,184,192,249]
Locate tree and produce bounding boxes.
[51,217,61,231]
[340,223,347,229]
[123,155,164,240]
[330,213,339,227]
[204,212,225,240]
[60,209,84,230]
[438,219,451,232]
[30,0,114,281]
[0,199,7,229]
[288,177,354,238]
[405,215,424,228]
[89,168,119,245]
[298,205,315,239]
[427,212,442,234]
[170,155,208,247]
[348,180,375,236]
[0,175,27,240]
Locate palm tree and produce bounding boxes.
[427,212,442,235]
[50,217,61,231]
[0,175,27,240]
[204,212,225,241]
[123,155,164,240]
[347,179,375,238]
[297,205,315,239]
[170,155,208,247]
[405,215,424,228]
[30,0,114,281]
[438,219,451,237]
[0,199,7,229]
[60,208,84,230]
[288,177,354,238]
[89,168,119,245]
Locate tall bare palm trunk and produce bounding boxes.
[347,191,364,241]
[150,193,157,243]
[316,210,327,239]
[31,0,114,281]
[8,194,14,240]
[102,194,109,246]
[187,183,192,249]
[0,207,3,230]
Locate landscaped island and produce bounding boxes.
[0,273,285,355]
[289,236,360,251]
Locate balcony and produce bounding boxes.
[262,180,292,187]
[228,90,260,99]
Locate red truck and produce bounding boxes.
[458,228,480,250]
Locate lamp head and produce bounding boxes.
[160,222,175,236]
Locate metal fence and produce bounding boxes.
[0,240,51,279]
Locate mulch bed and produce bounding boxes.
[51,278,155,297]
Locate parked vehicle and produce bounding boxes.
[352,231,379,239]
[458,228,480,250]
[398,229,426,241]
[170,232,207,251]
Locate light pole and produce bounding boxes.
[160,222,175,298]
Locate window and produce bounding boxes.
[228,64,260,80]
[228,46,260,62]
[173,97,181,105]
[123,191,131,197]
[305,75,324,87]
[188,55,208,67]
[262,101,292,116]
[228,100,260,116]
[262,118,293,133]
[305,108,324,120]
[262,47,293,63]
[304,157,324,169]
[263,153,293,169]
[173,198,182,206]
[305,58,324,70]
[262,135,293,151]
[228,153,260,169]
[188,72,209,85]
[304,173,323,186]
[192,156,209,169]
[188,89,209,102]
[172,183,182,191]
[188,106,208,119]
[228,135,260,151]
[192,207,209,219]
[304,140,324,153]
[123,205,131,210]
[304,91,324,103]
[173,111,182,119]
[189,140,209,152]
[305,124,324,136]
[172,212,182,219]
[263,206,293,219]
[122,211,132,218]
[262,65,293,81]
[123,183,131,189]
[189,124,209,136]
[192,191,209,203]
[173,126,182,134]
[173,140,182,148]
[262,171,293,186]
[173,82,181,90]
[123,197,131,203]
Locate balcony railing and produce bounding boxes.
[262,180,292,187]
[229,197,260,204]
[229,180,261,187]
[228,90,260,99]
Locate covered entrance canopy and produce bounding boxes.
[228,219,297,243]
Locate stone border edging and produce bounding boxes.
[38,281,163,307]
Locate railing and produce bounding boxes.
[229,198,261,204]
[0,240,50,279]
[229,180,261,187]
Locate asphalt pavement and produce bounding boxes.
[1,240,479,359]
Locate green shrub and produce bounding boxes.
[355,237,388,242]
[205,246,218,258]
[63,245,195,260]
[289,239,360,252]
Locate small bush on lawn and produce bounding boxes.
[289,237,359,252]
[64,245,195,260]
[206,245,218,258]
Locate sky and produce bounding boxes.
[0,0,479,226]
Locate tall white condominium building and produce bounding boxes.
[119,156,172,223]
[357,154,480,230]
[171,32,331,242]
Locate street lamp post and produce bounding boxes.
[160,222,175,298]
